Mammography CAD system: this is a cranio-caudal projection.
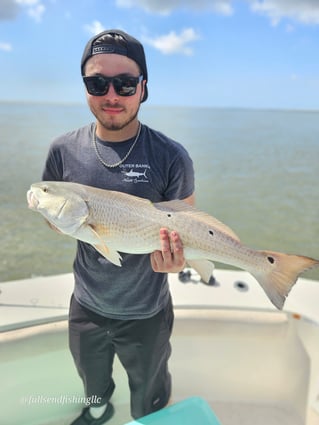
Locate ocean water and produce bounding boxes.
[1,102,318,282]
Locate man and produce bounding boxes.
[42,29,195,425]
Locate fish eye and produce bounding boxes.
[42,186,49,193]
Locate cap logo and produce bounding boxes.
[92,44,127,56]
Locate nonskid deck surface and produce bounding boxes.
[0,325,309,425]
[1,310,318,425]
[1,270,319,425]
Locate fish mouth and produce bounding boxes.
[27,190,39,210]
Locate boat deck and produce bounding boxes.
[1,270,319,425]
[1,268,319,331]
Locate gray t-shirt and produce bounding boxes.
[42,122,194,319]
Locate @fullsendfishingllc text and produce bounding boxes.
[21,394,102,406]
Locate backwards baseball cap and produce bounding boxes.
[81,29,148,102]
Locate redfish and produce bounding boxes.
[27,181,319,309]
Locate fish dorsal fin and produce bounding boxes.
[154,200,241,242]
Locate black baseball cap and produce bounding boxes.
[81,29,148,102]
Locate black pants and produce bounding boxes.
[68,294,174,419]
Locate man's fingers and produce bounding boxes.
[151,228,185,272]
[170,231,183,254]
[159,228,173,262]
[150,250,163,271]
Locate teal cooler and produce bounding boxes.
[124,397,221,425]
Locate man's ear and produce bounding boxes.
[140,80,146,102]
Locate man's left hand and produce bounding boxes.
[150,228,186,273]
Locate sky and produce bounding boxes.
[1,0,319,109]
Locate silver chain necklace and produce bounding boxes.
[92,122,141,169]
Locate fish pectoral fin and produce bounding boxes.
[93,244,122,267]
[187,259,215,283]
[87,225,122,267]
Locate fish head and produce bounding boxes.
[27,182,89,235]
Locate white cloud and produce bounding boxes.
[0,0,45,22]
[116,0,233,16]
[26,2,45,22]
[84,20,105,35]
[0,42,12,51]
[117,0,319,25]
[144,28,200,55]
[0,0,19,19]
[248,0,319,25]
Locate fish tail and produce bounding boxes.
[251,251,319,310]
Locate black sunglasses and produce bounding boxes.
[83,74,143,97]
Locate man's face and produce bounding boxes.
[84,53,145,134]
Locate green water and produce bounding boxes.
[1,102,318,282]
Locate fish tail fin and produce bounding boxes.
[251,251,319,310]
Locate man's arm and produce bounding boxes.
[150,193,195,274]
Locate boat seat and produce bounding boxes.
[124,396,222,424]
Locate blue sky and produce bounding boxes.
[1,0,319,109]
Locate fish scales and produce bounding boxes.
[27,181,319,309]
[85,188,249,265]
[85,190,164,253]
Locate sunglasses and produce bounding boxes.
[83,74,143,97]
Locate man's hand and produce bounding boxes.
[150,228,186,273]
